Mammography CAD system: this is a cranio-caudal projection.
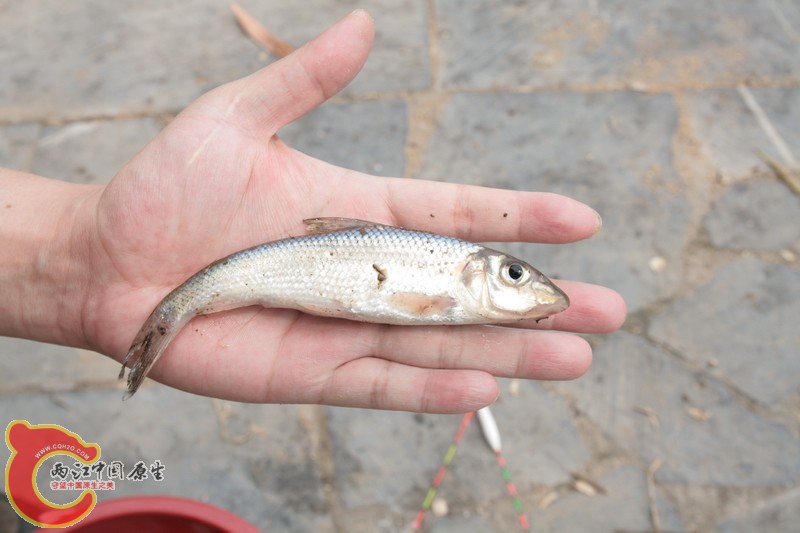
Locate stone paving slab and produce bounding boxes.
[717,487,800,532]
[555,331,800,486]
[683,87,800,182]
[0,0,429,123]
[0,1,259,122]
[0,123,38,171]
[531,465,685,533]
[650,257,800,407]
[33,118,164,185]
[279,100,407,177]
[435,0,800,89]
[704,178,800,250]
[0,338,119,394]
[239,0,431,94]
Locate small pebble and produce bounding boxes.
[649,256,667,272]
[431,497,449,517]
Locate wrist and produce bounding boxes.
[0,169,101,348]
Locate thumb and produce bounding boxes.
[208,9,375,139]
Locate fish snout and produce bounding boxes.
[530,274,570,317]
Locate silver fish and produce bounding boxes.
[119,218,569,398]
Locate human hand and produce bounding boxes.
[50,11,625,412]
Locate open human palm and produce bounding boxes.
[72,11,625,412]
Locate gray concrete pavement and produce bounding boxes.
[1,1,798,531]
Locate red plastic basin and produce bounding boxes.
[35,495,260,532]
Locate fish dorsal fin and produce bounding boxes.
[303,217,386,235]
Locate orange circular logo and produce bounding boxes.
[4,420,101,528]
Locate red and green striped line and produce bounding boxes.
[409,411,474,531]
[408,409,530,531]
[495,449,530,531]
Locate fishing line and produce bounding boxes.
[409,411,474,531]
[494,449,530,531]
[408,408,530,532]
[477,406,530,532]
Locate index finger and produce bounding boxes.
[380,177,602,244]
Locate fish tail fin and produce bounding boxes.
[119,308,192,400]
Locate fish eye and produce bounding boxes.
[506,262,525,282]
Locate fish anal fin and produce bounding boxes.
[303,217,386,235]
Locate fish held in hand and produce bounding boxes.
[119,218,569,398]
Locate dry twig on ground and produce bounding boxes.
[231,3,295,58]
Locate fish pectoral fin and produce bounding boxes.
[386,292,458,318]
[303,217,387,235]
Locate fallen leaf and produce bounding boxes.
[231,3,295,57]
[686,406,712,422]
[634,405,661,429]
[646,459,664,532]
[570,473,606,496]
[538,491,559,509]
[757,149,800,196]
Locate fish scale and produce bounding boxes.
[119,218,569,398]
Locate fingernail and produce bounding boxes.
[594,210,603,234]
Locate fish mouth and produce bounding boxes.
[530,280,570,318]
[533,299,569,319]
